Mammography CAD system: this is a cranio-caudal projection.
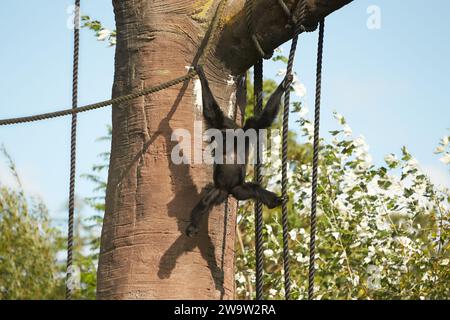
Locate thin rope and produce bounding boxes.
[309,18,325,301]
[281,27,298,301]
[0,0,229,127]
[253,59,264,300]
[279,0,311,300]
[66,0,80,300]
[245,0,273,59]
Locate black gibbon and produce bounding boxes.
[186,65,291,237]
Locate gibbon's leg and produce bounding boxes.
[195,65,225,129]
[244,74,293,130]
[186,188,228,237]
[231,183,283,209]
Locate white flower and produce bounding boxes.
[342,124,352,137]
[289,229,298,240]
[263,249,274,258]
[97,29,111,41]
[435,145,445,153]
[237,273,246,284]
[269,288,278,296]
[441,135,449,146]
[396,236,412,248]
[367,275,381,290]
[276,69,287,77]
[296,253,308,263]
[440,259,449,266]
[293,82,306,98]
[367,177,380,196]
[367,264,380,274]
[406,158,420,170]
[439,153,450,165]
[331,232,340,240]
[352,275,360,286]
[350,241,361,249]
[375,216,391,231]
[384,153,399,167]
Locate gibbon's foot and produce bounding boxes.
[186,223,200,238]
[266,195,284,209]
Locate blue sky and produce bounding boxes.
[0,0,449,224]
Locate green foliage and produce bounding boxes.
[235,53,449,300]
[235,107,450,300]
[81,16,116,46]
[0,144,103,300]
[0,146,65,299]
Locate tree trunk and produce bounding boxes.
[97,0,353,300]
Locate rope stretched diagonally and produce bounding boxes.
[0,0,229,127]
[0,71,198,126]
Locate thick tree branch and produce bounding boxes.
[216,0,354,74]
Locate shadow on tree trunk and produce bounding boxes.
[111,77,227,297]
[158,83,226,297]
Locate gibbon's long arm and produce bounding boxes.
[196,66,225,129]
[244,74,292,130]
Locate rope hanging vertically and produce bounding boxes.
[245,0,269,300]
[253,59,264,300]
[66,0,80,300]
[279,0,312,300]
[280,24,302,302]
[309,18,325,301]
[245,0,313,300]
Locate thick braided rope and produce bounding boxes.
[0,70,198,126]
[66,0,80,300]
[309,18,325,301]
[281,26,300,301]
[280,0,310,300]
[253,59,264,300]
[0,0,229,127]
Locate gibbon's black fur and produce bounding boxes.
[186,65,292,237]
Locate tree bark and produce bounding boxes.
[97,0,353,300]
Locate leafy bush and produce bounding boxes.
[235,107,449,299]
[0,147,65,299]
